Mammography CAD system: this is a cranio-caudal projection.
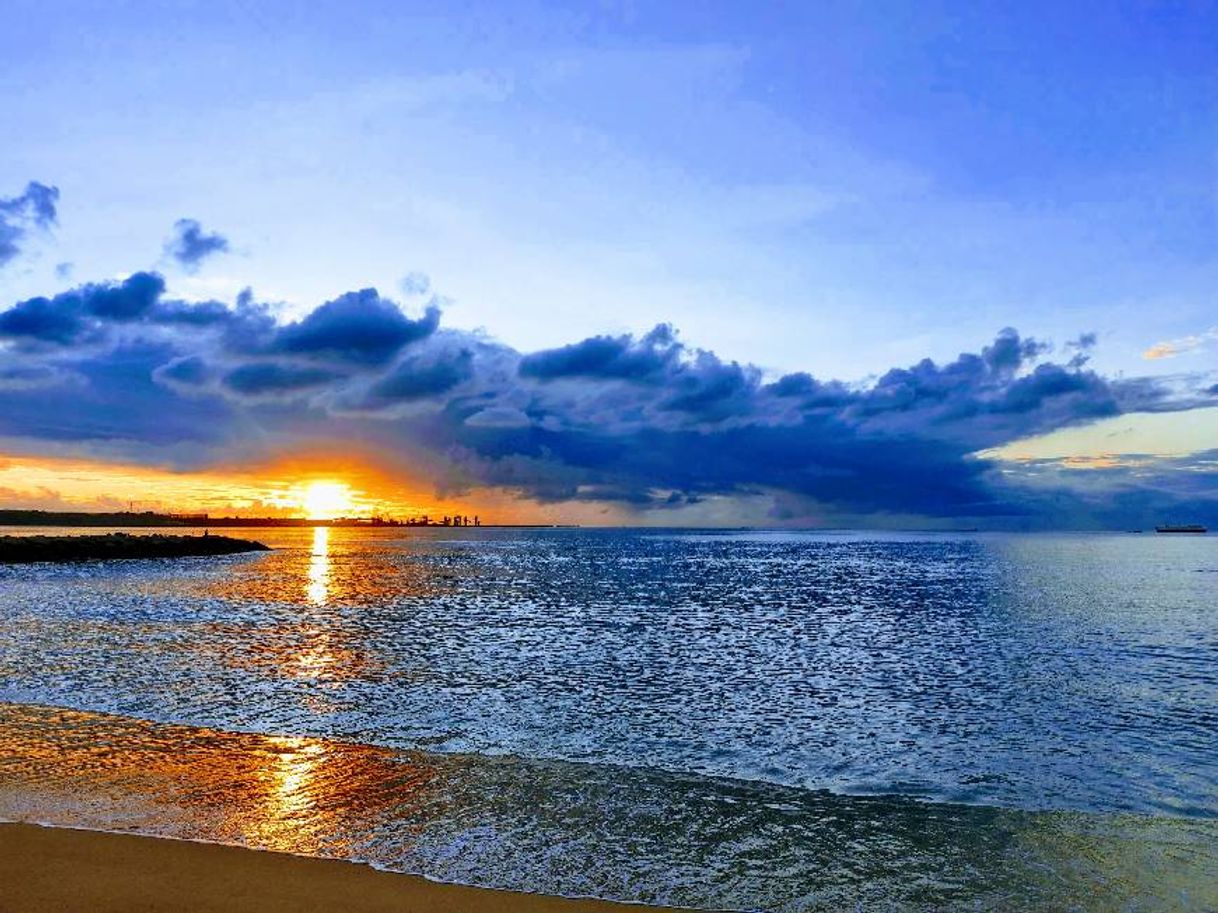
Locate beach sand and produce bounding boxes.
[0,823,685,913]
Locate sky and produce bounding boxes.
[0,0,1216,527]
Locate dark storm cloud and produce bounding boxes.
[365,348,474,403]
[0,181,59,267]
[519,324,682,382]
[660,355,757,419]
[1,271,1212,525]
[425,324,1157,516]
[164,219,230,271]
[222,362,344,397]
[449,414,1001,516]
[796,327,1130,453]
[0,272,165,346]
[271,289,440,365]
[84,272,165,321]
[0,341,237,454]
[0,294,90,345]
[151,298,234,327]
[765,372,852,407]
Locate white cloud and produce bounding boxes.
[1142,327,1218,360]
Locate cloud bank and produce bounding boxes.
[2,267,1215,526]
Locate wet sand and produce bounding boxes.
[0,822,686,913]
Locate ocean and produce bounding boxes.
[1,527,1215,910]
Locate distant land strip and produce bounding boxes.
[0,510,575,529]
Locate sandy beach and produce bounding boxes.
[0,823,685,913]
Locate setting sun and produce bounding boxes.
[299,481,355,520]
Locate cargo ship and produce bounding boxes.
[1155,524,1208,534]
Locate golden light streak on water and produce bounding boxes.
[0,705,434,860]
[306,526,330,606]
[294,527,345,685]
[253,736,330,854]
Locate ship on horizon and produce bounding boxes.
[1155,524,1208,534]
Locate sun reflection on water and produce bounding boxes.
[306,526,330,606]
[296,526,345,683]
[0,705,433,862]
[269,736,325,815]
[256,735,328,853]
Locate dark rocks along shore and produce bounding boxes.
[0,533,271,563]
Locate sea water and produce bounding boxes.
[1,527,1215,909]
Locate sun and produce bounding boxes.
[299,481,355,520]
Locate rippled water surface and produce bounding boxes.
[1,527,1216,909]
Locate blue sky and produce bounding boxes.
[1,1,1216,525]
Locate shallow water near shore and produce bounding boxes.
[2,703,1216,911]
[1,527,1216,909]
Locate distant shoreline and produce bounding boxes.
[0,510,576,529]
[1,511,1208,533]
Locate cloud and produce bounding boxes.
[1142,327,1218,360]
[222,362,344,398]
[519,324,682,383]
[0,181,59,267]
[660,355,757,419]
[1,270,1212,526]
[0,294,90,346]
[0,339,237,456]
[0,364,72,392]
[364,348,474,403]
[994,449,1218,529]
[464,405,533,428]
[433,326,1159,516]
[270,289,440,365]
[164,219,230,271]
[400,272,431,296]
[1065,331,1098,369]
[85,272,166,321]
[0,272,165,346]
[153,355,212,388]
[152,298,235,327]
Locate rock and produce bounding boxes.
[0,533,271,564]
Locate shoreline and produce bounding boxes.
[3,706,1218,911]
[0,822,690,913]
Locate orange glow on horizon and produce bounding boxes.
[0,451,479,521]
[0,450,598,526]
